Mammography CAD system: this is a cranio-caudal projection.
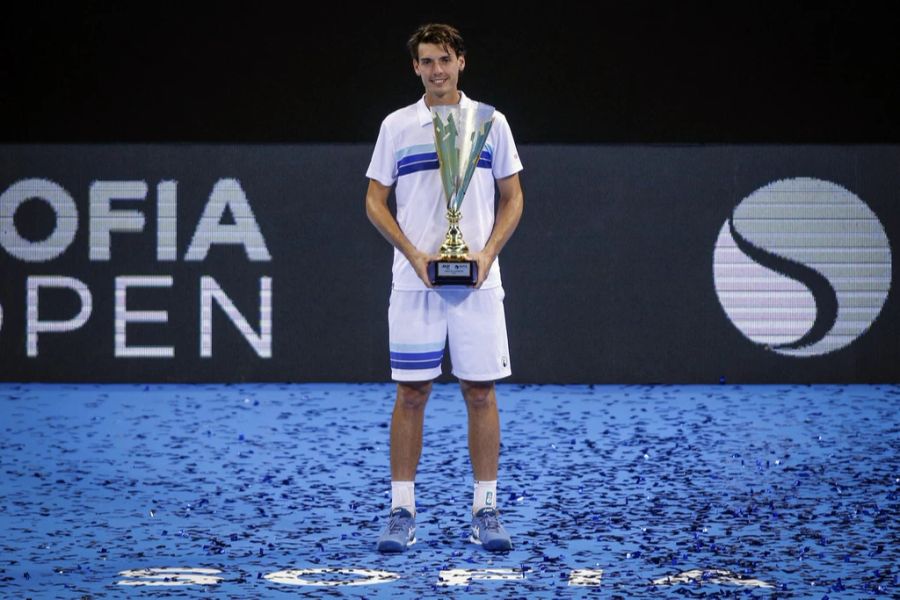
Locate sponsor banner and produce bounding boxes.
[1,145,896,382]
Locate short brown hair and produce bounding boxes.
[407,23,466,61]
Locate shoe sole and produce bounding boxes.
[469,534,511,551]
[377,536,416,553]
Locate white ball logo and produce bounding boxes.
[713,177,892,357]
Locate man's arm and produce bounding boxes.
[365,178,435,288]
[468,172,524,288]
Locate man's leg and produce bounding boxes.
[391,380,433,482]
[381,289,446,552]
[460,379,499,482]
[461,379,511,551]
[377,380,432,553]
[448,287,513,551]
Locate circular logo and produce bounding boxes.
[713,177,892,357]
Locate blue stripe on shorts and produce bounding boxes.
[390,357,443,370]
[389,350,444,361]
[389,343,444,370]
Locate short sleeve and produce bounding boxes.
[490,112,523,180]
[366,121,397,187]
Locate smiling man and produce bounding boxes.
[364,23,525,553]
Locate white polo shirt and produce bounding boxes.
[366,92,523,290]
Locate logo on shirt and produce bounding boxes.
[712,177,891,357]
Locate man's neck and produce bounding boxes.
[424,90,461,108]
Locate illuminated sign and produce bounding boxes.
[1,178,272,358]
[713,178,892,357]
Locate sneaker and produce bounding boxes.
[376,507,416,552]
[470,507,512,551]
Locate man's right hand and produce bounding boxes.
[408,250,438,289]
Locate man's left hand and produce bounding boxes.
[466,250,496,288]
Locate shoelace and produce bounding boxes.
[388,513,411,534]
[479,511,501,532]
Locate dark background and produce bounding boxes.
[2,4,898,383]
[3,3,899,143]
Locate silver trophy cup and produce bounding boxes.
[427,102,495,286]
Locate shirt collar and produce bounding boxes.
[416,91,473,127]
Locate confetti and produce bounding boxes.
[0,383,895,597]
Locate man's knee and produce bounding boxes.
[396,381,432,411]
[460,380,495,410]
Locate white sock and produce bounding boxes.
[473,479,497,514]
[391,481,415,515]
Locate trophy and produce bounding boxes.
[427,102,495,286]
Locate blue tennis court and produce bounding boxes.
[1,383,897,597]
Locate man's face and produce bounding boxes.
[413,43,465,100]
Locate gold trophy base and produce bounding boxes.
[428,210,478,286]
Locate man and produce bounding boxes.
[365,23,524,553]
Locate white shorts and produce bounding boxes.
[388,286,511,382]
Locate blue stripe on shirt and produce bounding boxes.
[397,150,493,178]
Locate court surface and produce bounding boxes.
[2,383,897,598]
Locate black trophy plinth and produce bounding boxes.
[428,259,478,287]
